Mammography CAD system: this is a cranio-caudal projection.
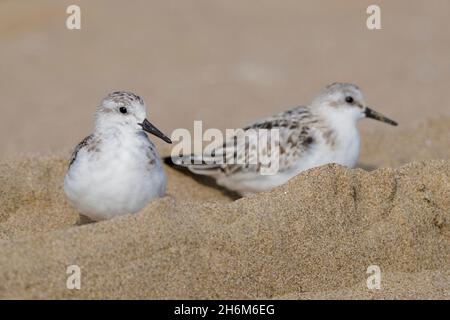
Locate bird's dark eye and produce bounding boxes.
[119,107,127,114]
[345,96,354,104]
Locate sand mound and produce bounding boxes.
[0,156,448,299]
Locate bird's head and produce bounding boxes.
[95,91,172,143]
[311,83,398,126]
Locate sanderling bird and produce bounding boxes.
[167,83,397,196]
[64,91,172,221]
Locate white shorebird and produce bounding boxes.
[168,83,397,196]
[64,91,172,221]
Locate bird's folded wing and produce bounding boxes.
[198,106,317,176]
[69,135,93,167]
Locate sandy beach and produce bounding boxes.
[0,0,449,299]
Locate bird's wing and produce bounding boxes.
[171,106,318,176]
[69,135,93,167]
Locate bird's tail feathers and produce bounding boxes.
[164,154,223,176]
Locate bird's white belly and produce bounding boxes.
[300,133,360,170]
[64,147,166,221]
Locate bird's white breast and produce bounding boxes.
[297,114,361,171]
[323,114,361,168]
[64,131,166,221]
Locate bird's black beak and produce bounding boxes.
[138,119,172,144]
[364,107,398,126]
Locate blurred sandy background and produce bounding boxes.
[0,1,449,299]
[0,0,449,157]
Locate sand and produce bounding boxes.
[0,119,449,298]
[0,0,449,299]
